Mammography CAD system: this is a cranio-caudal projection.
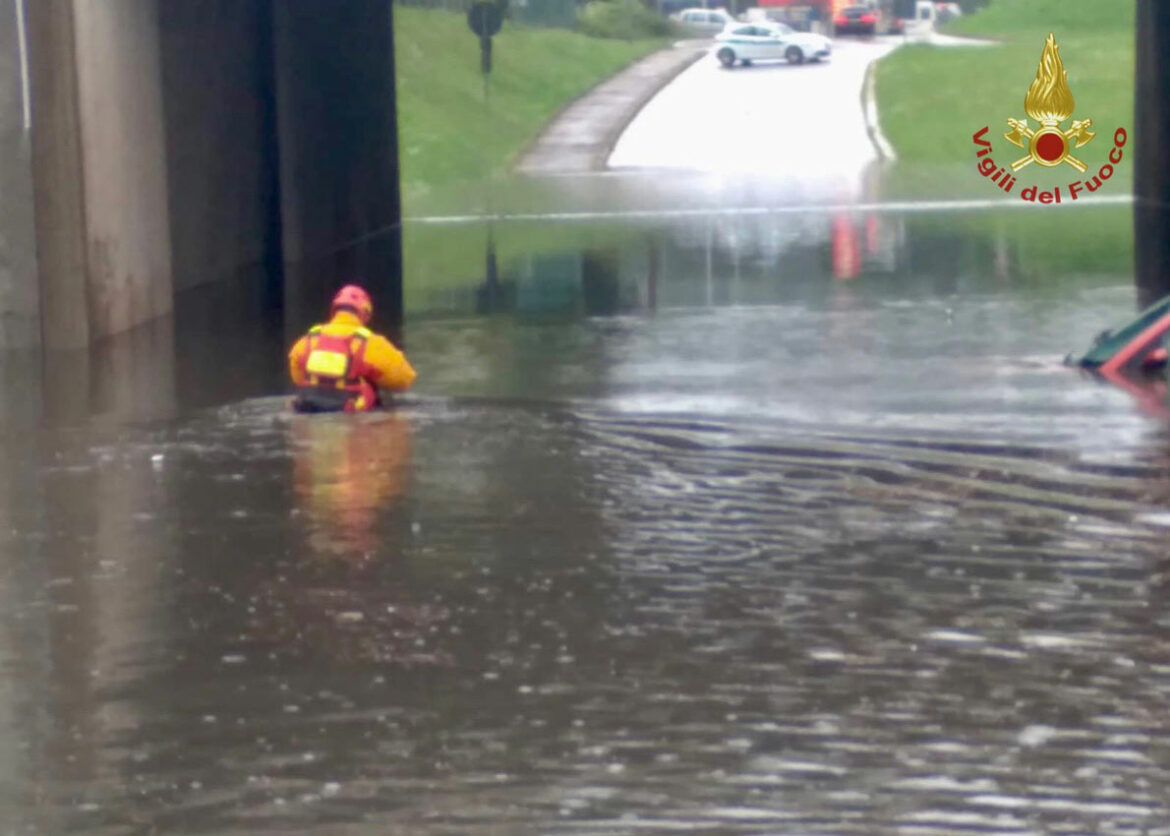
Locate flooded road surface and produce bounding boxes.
[5,204,1170,834]
[609,38,896,199]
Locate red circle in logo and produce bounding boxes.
[1036,132,1065,162]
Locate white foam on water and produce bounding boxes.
[969,794,1154,817]
[924,629,987,644]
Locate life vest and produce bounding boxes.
[298,325,377,412]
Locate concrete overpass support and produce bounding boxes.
[158,0,281,296]
[0,0,38,346]
[71,0,173,341]
[0,0,39,348]
[25,0,87,349]
[25,0,172,349]
[22,0,281,346]
[2,0,402,351]
[274,0,403,331]
[1135,2,1170,306]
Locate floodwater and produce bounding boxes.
[6,201,1170,835]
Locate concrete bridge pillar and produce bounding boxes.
[1135,1,1170,307]
[26,0,172,349]
[0,0,40,348]
[71,0,173,341]
[0,0,401,352]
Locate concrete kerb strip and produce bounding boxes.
[862,59,896,163]
[862,30,996,163]
[515,41,708,175]
[592,43,707,171]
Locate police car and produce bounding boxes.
[713,22,832,67]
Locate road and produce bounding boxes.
[607,36,898,200]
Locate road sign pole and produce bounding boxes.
[481,33,492,103]
[468,1,503,210]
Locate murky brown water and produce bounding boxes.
[5,205,1170,834]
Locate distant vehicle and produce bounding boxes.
[673,7,737,37]
[745,6,814,31]
[934,2,962,23]
[914,0,936,24]
[713,22,832,67]
[834,5,878,35]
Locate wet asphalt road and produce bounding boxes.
[608,37,898,200]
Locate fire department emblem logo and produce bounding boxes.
[1003,33,1095,173]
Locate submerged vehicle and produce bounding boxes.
[1070,294,1170,375]
[1069,294,1170,419]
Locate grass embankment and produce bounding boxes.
[395,7,667,309]
[874,0,1135,192]
[395,6,666,209]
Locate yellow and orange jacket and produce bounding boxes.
[288,311,416,405]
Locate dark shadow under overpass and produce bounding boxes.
[0,0,401,350]
[1135,1,1170,308]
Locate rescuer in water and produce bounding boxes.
[288,285,416,412]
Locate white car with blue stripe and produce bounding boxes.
[714,22,832,67]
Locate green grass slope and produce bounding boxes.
[875,0,1134,171]
[394,7,665,207]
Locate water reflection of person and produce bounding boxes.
[254,411,447,667]
[291,411,413,559]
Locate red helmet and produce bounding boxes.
[330,284,373,324]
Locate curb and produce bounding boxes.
[515,42,708,175]
[862,60,896,162]
[592,45,706,171]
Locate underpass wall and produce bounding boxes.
[1135,2,1170,306]
[19,0,400,350]
[71,0,173,339]
[273,0,403,333]
[26,0,88,349]
[0,0,39,348]
[158,0,280,294]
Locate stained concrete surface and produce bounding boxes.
[0,0,39,348]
